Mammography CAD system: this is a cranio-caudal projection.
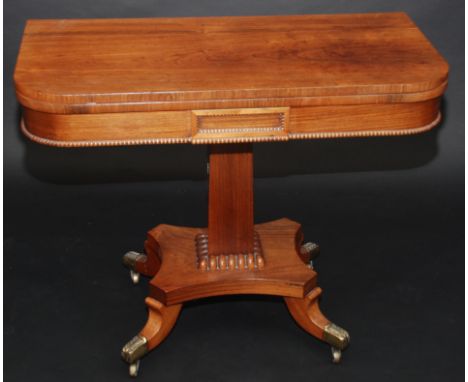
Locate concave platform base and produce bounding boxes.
[149,218,317,304]
[121,218,350,377]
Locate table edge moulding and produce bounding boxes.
[14,12,448,377]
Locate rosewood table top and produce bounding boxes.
[15,13,448,146]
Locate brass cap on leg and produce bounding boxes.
[300,242,320,258]
[122,251,146,270]
[300,242,320,267]
[323,323,350,350]
[121,335,148,364]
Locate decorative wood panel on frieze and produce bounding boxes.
[191,108,289,144]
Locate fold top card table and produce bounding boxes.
[15,12,448,377]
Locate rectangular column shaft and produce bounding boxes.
[208,144,254,256]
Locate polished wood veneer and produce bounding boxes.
[21,99,441,146]
[16,13,447,146]
[147,219,316,305]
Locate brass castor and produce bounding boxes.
[121,335,148,377]
[123,251,146,284]
[121,299,182,377]
[323,322,350,363]
[300,242,320,268]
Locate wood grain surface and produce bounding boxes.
[208,144,254,256]
[21,99,441,146]
[284,287,329,341]
[15,13,448,145]
[147,219,317,305]
[15,13,448,114]
[139,298,182,351]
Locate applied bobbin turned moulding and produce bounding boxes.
[14,12,448,377]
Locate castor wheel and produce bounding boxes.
[129,360,140,377]
[331,347,342,363]
[129,270,140,284]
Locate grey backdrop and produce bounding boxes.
[4,1,464,382]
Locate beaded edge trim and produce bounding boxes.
[21,112,440,148]
[198,126,284,134]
